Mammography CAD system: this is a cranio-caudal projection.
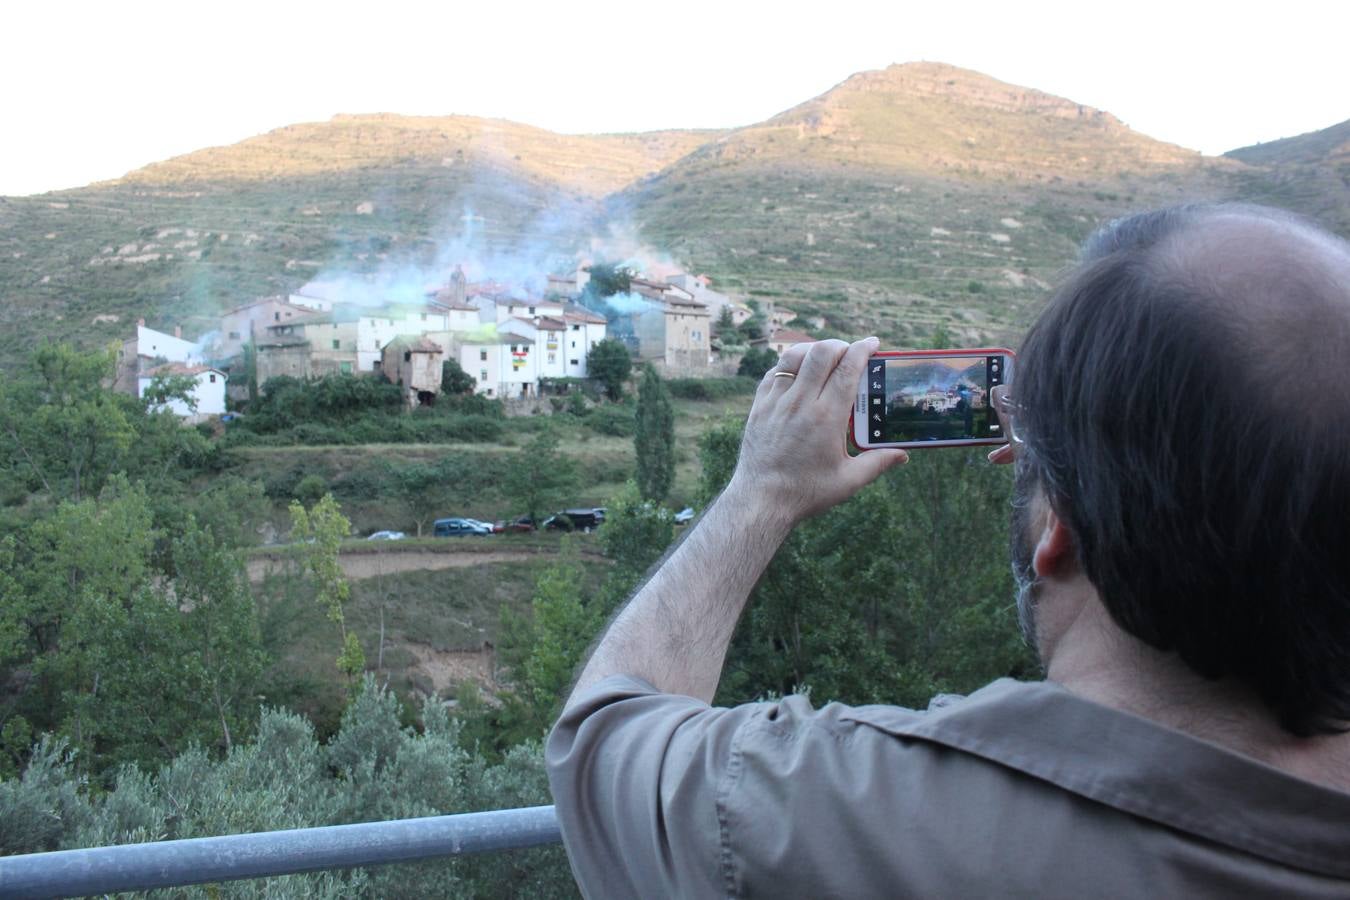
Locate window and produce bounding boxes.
[692,330,702,341]
[528,306,536,315]
[403,351,412,362]
[570,358,579,366]
[571,340,576,348]
[332,340,340,350]
[209,373,216,383]
[547,352,556,364]
[572,324,580,331]
[228,331,240,339]
[274,312,280,321]
[480,369,488,382]
[480,349,488,361]
[510,344,518,353]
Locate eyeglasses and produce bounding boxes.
[990,384,1025,448]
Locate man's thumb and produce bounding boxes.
[848,449,909,488]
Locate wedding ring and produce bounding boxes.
[772,371,796,379]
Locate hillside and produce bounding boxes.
[1220,119,1350,235]
[120,113,721,198]
[672,62,1206,181]
[623,63,1248,345]
[1,63,1345,366]
[1225,119,1350,167]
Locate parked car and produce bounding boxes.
[366,530,407,541]
[674,507,696,526]
[544,508,606,532]
[433,517,491,537]
[499,515,537,533]
[464,518,501,534]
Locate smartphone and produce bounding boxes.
[852,348,1014,450]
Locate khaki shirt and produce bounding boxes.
[546,675,1350,898]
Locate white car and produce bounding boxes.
[367,530,407,541]
[674,507,696,526]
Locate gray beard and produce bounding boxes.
[1010,459,1042,657]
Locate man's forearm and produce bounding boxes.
[568,477,794,706]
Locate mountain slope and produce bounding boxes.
[622,63,1239,345]
[668,62,1206,181]
[1225,119,1350,167]
[119,114,722,198]
[1,64,1345,367]
[1220,119,1350,235]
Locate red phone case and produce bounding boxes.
[850,348,1015,452]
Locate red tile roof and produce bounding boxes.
[770,329,817,345]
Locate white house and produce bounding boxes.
[499,317,569,380]
[460,335,538,398]
[470,294,567,326]
[561,305,608,378]
[139,363,228,421]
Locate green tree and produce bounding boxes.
[633,365,675,502]
[170,519,267,752]
[714,305,736,336]
[696,416,1034,710]
[737,347,779,379]
[501,428,577,527]
[441,358,476,396]
[498,542,602,743]
[586,338,632,402]
[737,314,768,343]
[584,262,633,299]
[0,344,135,502]
[388,462,450,537]
[597,481,675,592]
[141,371,199,411]
[289,495,365,685]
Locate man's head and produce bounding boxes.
[1012,202,1350,736]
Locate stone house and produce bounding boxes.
[214,297,314,361]
[767,328,817,356]
[381,336,445,407]
[631,295,711,373]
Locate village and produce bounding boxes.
[113,263,824,419]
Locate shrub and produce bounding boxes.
[585,404,636,437]
[666,376,759,401]
[294,474,328,505]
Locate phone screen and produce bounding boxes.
[860,354,1008,445]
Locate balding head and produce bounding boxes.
[1014,203,1350,736]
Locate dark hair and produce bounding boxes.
[1016,203,1350,736]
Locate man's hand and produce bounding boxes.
[728,337,909,527]
[563,336,910,707]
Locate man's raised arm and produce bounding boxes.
[565,337,908,707]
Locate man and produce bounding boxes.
[546,204,1350,897]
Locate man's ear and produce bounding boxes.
[1032,507,1077,579]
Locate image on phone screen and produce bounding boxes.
[866,355,1005,443]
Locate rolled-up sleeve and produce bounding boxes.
[546,675,763,898]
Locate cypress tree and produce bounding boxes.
[634,364,675,502]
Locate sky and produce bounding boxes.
[4,0,1346,197]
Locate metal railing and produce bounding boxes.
[0,805,561,899]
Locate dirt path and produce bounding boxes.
[247,548,560,582]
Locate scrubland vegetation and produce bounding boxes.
[0,344,1034,894]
